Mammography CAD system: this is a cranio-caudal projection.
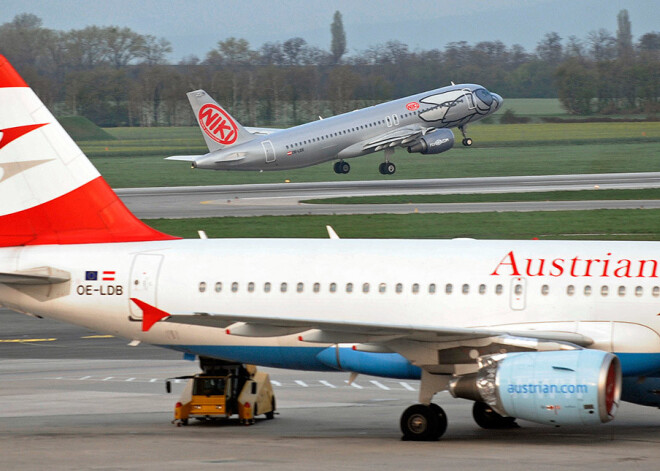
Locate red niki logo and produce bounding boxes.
[406,102,420,111]
[198,104,238,145]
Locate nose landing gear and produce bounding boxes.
[458,125,473,146]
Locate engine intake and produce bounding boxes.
[449,350,621,426]
[407,129,454,154]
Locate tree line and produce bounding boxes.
[0,10,657,127]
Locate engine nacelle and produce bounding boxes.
[407,129,454,154]
[449,350,621,426]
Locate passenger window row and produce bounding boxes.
[541,284,660,297]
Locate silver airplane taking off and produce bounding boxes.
[168,84,502,175]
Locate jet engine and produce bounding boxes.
[449,350,621,426]
[407,129,454,154]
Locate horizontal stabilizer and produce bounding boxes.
[165,155,199,162]
[0,266,70,285]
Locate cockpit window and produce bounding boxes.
[475,88,493,106]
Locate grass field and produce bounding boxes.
[498,98,565,117]
[305,188,660,205]
[144,209,660,241]
[84,122,660,188]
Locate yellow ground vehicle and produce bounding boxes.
[167,364,275,426]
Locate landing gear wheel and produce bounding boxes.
[334,161,350,174]
[462,137,473,147]
[400,404,447,441]
[379,162,396,175]
[472,401,519,429]
[265,397,276,420]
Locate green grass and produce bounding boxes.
[58,116,115,141]
[305,188,660,205]
[143,209,660,241]
[500,98,565,117]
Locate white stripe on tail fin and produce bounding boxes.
[187,89,254,152]
[0,55,177,246]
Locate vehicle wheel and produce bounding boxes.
[181,419,188,426]
[340,161,350,174]
[266,397,275,420]
[462,137,473,147]
[385,162,396,175]
[333,161,341,174]
[400,404,442,441]
[378,162,387,174]
[472,401,518,429]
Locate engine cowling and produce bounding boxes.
[449,350,621,426]
[407,129,454,154]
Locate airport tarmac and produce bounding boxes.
[2,308,660,470]
[116,172,660,218]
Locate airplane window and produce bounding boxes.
[281,282,288,293]
[478,284,486,295]
[475,88,494,106]
[248,282,255,293]
[462,284,470,294]
[601,285,609,296]
[346,283,353,293]
[264,282,271,293]
[618,286,626,297]
[379,283,386,293]
[428,283,436,294]
[445,283,453,294]
[412,283,419,294]
[215,282,222,293]
[395,283,403,294]
[495,284,503,295]
[514,284,522,295]
[541,284,549,295]
[566,285,575,296]
[329,282,337,293]
[362,283,370,293]
[653,286,660,297]
[584,285,592,296]
[199,281,207,293]
[297,282,304,293]
[231,282,238,292]
[635,286,643,297]
[313,282,320,293]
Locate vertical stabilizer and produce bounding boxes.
[187,89,254,152]
[0,55,177,246]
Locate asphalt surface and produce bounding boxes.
[1,308,660,470]
[116,172,660,218]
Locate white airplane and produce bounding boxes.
[167,83,502,175]
[1,56,659,441]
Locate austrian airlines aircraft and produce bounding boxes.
[1,56,659,441]
[167,83,502,175]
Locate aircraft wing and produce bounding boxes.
[361,125,434,152]
[132,299,593,349]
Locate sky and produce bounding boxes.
[2,0,658,61]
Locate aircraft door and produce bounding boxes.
[509,276,526,310]
[129,254,164,320]
[262,140,276,163]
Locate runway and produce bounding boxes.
[116,172,660,218]
[1,308,659,470]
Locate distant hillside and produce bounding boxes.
[56,116,116,141]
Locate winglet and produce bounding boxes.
[326,225,340,239]
[130,298,171,332]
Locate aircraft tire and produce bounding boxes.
[472,401,519,429]
[378,162,387,174]
[462,138,473,147]
[385,162,396,175]
[333,162,342,174]
[340,161,350,174]
[400,404,445,441]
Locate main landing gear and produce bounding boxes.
[400,403,448,441]
[333,160,350,174]
[472,401,519,429]
[458,125,473,146]
[379,148,396,175]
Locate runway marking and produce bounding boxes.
[0,338,56,343]
[81,335,114,339]
[102,377,114,381]
[346,381,363,389]
[400,382,416,391]
[271,380,282,387]
[150,378,158,383]
[126,377,136,382]
[319,380,336,389]
[80,376,91,380]
[295,380,309,387]
[370,380,390,390]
